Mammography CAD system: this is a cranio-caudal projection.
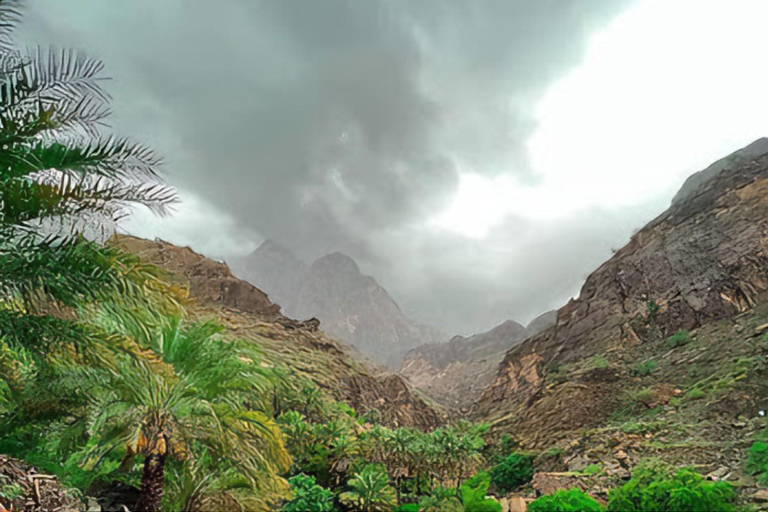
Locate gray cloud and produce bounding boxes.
[18,0,642,334]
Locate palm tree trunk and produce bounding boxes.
[136,452,167,512]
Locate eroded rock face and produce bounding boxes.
[400,319,531,409]
[238,241,445,368]
[473,140,768,437]
[113,235,445,429]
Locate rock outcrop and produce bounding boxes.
[113,235,445,430]
[473,139,768,443]
[401,317,560,409]
[237,241,444,368]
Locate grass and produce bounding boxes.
[590,355,609,369]
[633,359,659,376]
[667,330,693,348]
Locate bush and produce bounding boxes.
[667,330,693,348]
[528,488,604,512]
[419,486,463,512]
[282,474,334,512]
[747,441,768,484]
[489,453,534,493]
[606,460,735,512]
[394,504,420,512]
[633,360,658,376]
[460,472,502,512]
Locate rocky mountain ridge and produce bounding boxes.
[114,235,446,430]
[400,312,556,409]
[236,240,445,368]
[473,138,768,442]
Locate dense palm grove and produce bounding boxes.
[0,1,761,511]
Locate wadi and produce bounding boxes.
[3,0,768,511]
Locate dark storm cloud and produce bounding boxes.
[18,0,639,333]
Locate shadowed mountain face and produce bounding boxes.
[473,138,768,445]
[237,243,445,369]
[400,315,555,409]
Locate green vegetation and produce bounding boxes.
[528,488,604,512]
[633,359,659,376]
[459,472,501,512]
[283,474,334,512]
[339,464,397,512]
[418,486,463,512]
[667,330,693,348]
[747,441,768,484]
[606,460,735,512]
[489,452,534,493]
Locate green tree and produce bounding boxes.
[607,460,735,512]
[459,472,501,512]
[528,488,604,512]
[80,317,290,512]
[339,464,397,512]
[489,452,534,494]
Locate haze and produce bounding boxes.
[19,0,768,334]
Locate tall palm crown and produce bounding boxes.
[0,0,178,354]
[82,317,290,512]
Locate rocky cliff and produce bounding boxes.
[400,315,556,410]
[114,235,445,430]
[473,138,768,446]
[238,241,444,368]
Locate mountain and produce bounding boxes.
[237,242,445,368]
[113,235,446,430]
[401,317,554,409]
[526,309,557,334]
[469,139,768,492]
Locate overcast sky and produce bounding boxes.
[18,0,768,334]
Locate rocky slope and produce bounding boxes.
[473,138,768,444]
[237,241,444,368]
[465,139,768,508]
[114,235,446,430]
[400,314,555,410]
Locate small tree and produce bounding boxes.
[283,474,334,512]
[489,452,534,494]
[339,464,397,512]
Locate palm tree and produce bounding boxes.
[0,0,178,354]
[339,464,397,512]
[81,317,290,512]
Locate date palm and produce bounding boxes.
[81,317,290,512]
[339,464,397,512]
[0,0,178,354]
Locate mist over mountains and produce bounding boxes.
[235,240,446,368]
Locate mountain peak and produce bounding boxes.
[311,251,361,276]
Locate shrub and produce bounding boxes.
[339,464,397,512]
[528,488,604,512]
[667,330,693,348]
[633,360,659,376]
[419,486,463,512]
[747,441,768,484]
[606,460,735,512]
[489,453,534,493]
[282,474,334,512]
[460,472,502,512]
[394,504,420,512]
